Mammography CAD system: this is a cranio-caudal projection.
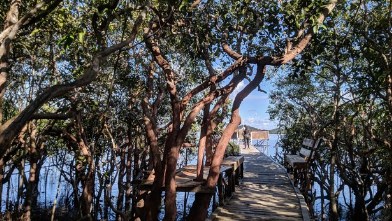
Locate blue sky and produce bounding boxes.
[232,77,277,130]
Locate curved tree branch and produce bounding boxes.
[0,13,144,158]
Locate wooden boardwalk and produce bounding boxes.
[140,156,243,194]
[209,146,307,221]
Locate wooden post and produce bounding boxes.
[218,173,223,205]
[230,168,235,194]
[293,167,299,186]
[234,165,240,186]
[226,168,234,197]
[240,161,244,179]
[213,189,217,211]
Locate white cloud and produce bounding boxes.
[243,118,275,130]
[231,80,245,99]
[245,93,269,101]
[241,110,276,130]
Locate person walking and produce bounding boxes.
[243,126,251,149]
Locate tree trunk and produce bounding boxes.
[74,119,95,220]
[116,147,126,221]
[329,55,341,221]
[205,120,216,167]
[188,65,266,220]
[17,159,26,218]
[353,192,368,221]
[329,152,339,221]
[187,192,214,221]
[387,169,392,220]
[0,159,4,211]
[125,144,133,216]
[22,123,42,221]
[188,117,241,220]
[141,92,165,221]
[0,0,22,124]
[163,146,181,221]
[196,105,210,180]
[23,160,41,221]
[94,155,105,221]
[145,168,164,221]
[320,176,325,220]
[80,155,95,220]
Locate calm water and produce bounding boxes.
[259,134,382,221]
[253,133,282,160]
[2,134,380,220]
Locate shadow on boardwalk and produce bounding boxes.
[209,145,307,221]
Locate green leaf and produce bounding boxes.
[313,25,318,34]
[319,24,327,30]
[78,31,86,44]
[57,34,75,50]
[179,0,189,11]
[30,28,40,36]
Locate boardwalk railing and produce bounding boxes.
[136,155,245,217]
[138,156,244,196]
[209,151,307,221]
[213,156,244,208]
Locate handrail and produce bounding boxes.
[212,156,244,208]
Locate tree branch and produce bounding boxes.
[271,0,338,65]
[0,13,144,157]
[31,112,72,120]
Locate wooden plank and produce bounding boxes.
[302,138,315,148]
[285,154,306,168]
[216,209,302,217]
[209,150,305,221]
[140,164,234,192]
[299,148,311,158]
[222,156,244,171]
[285,138,322,168]
[211,209,301,221]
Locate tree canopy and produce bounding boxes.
[269,0,391,220]
[2,0,391,221]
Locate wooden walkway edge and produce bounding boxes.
[208,145,309,221]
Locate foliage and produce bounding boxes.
[225,141,240,156]
[269,0,391,219]
[0,0,341,220]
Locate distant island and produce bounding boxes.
[269,128,284,134]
